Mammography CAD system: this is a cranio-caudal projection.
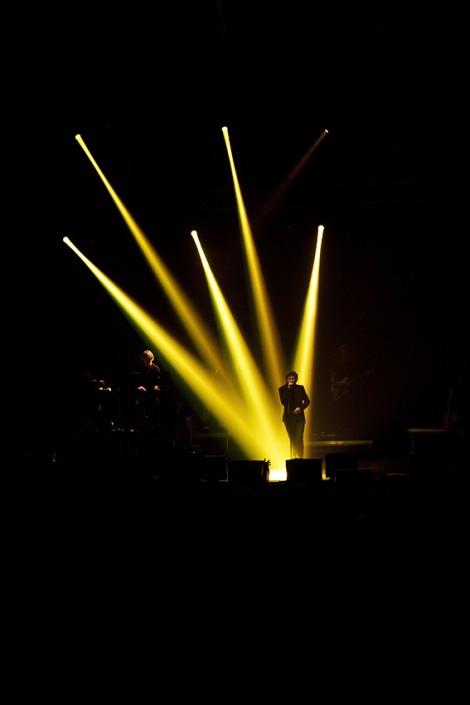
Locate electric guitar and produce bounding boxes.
[330,368,375,402]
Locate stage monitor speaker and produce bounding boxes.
[228,460,268,488]
[286,458,322,485]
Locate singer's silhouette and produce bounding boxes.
[278,371,310,459]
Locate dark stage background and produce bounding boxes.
[18,6,466,456]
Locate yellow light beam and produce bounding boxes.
[63,236,275,457]
[254,129,330,232]
[74,133,226,382]
[293,225,325,439]
[222,126,286,393]
[191,230,288,466]
[69,130,327,472]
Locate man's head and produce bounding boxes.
[286,371,298,386]
[141,349,155,367]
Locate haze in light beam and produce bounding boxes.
[63,236,278,460]
[69,130,326,471]
[222,126,286,393]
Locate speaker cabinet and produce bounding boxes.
[228,460,268,488]
[286,458,322,485]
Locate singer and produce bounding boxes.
[278,371,311,459]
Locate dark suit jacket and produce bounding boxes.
[279,383,310,423]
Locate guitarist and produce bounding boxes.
[330,343,374,403]
[328,342,376,439]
